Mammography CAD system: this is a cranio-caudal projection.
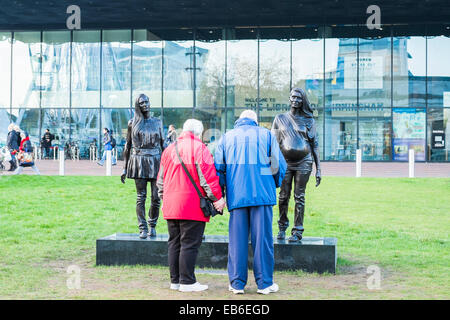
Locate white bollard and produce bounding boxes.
[106,150,112,176]
[59,149,65,176]
[409,149,415,178]
[356,149,362,178]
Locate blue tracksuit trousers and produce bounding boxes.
[228,205,274,290]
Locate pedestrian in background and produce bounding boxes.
[97,128,116,166]
[41,128,55,159]
[164,124,177,148]
[6,123,19,171]
[14,131,40,175]
[214,110,287,295]
[157,119,225,292]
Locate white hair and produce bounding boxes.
[183,119,204,137]
[239,110,258,123]
[8,123,15,132]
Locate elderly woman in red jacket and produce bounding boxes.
[157,119,225,292]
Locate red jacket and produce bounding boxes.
[157,131,222,222]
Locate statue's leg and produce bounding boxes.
[278,169,294,238]
[135,178,149,237]
[291,170,311,239]
[148,178,160,237]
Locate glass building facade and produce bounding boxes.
[0,27,449,161]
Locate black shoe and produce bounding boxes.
[139,231,148,239]
[149,227,156,238]
[277,230,286,240]
[288,233,302,242]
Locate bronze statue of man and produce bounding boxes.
[121,94,164,239]
[271,88,321,242]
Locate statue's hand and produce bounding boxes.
[315,170,321,187]
[120,170,127,184]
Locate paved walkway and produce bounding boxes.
[1,159,449,178]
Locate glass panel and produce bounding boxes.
[292,38,324,110]
[162,108,192,135]
[392,108,426,161]
[393,37,426,107]
[427,108,449,161]
[132,30,162,108]
[359,108,392,161]
[101,30,132,108]
[101,108,133,160]
[427,36,450,108]
[41,108,70,148]
[41,31,71,108]
[163,40,194,108]
[12,32,41,108]
[358,37,391,109]
[226,40,258,108]
[195,40,226,108]
[10,109,41,147]
[324,107,357,160]
[325,38,357,109]
[0,109,12,147]
[0,32,11,108]
[72,30,101,108]
[193,108,226,146]
[70,109,99,159]
[259,39,290,112]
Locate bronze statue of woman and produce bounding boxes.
[121,94,165,239]
[271,88,322,242]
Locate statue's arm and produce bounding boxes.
[159,121,165,151]
[309,121,322,185]
[270,115,282,145]
[123,120,132,173]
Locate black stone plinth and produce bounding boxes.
[96,234,337,274]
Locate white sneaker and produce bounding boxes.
[257,283,279,295]
[228,285,244,294]
[170,283,180,290]
[179,282,208,292]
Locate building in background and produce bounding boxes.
[0,2,449,162]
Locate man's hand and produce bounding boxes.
[315,170,322,187]
[120,170,127,184]
[213,197,226,212]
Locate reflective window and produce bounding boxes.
[101,30,132,108]
[427,36,450,108]
[162,108,192,135]
[292,38,324,110]
[359,108,392,161]
[10,109,41,146]
[71,109,100,158]
[193,109,226,153]
[132,30,162,108]
[195,40,226,109]
[226,40,258,109]
[428,108,450,161]
[392,108,426,161]
[163,40,195,108]
[41,31,71,108]
[359,37,391,109]
[41,109,70,147]
[259,39,290,113]
[324,107,357,160]
[0,33,11,108]
[0,109,12,146]
[325,38,357,109]
[12,32,41,108]
[393,37,426,107]
[72,30,101,108]
[101,108,133,159]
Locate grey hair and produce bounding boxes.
[183,119,204,137]
[8,123,15,132]
[239,110,258,123]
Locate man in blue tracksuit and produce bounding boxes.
[214,110,287,295]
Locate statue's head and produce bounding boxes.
[289,87,314,117]
[135,93,150,114]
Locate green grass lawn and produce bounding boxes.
[0,175,449,299]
